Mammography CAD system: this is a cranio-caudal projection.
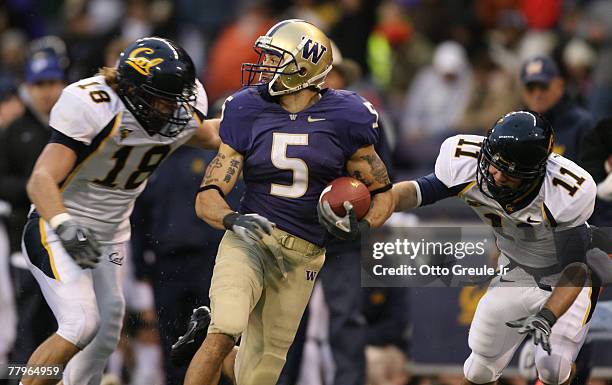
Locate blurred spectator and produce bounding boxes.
[520,0,561,30]
[474,0,520,29]
[575,0,612,120]
[120,0,174,43]
[329,0,380,76]
[400,41,472,139]
[0,52,65,254]
[0,52,65,364]
[487,9,526,75]
[281,0,328,31]
[397,41,472,173]
[61,1,112,82]
[0,74,24,130]
[519,55,592,161]
[203,2,274,102]
[27,35,71,71]
[0,29,28,77]
[367,0,433,106]
[562,38,597,107]
[457,50,519,134]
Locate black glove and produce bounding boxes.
[56,220,101,269]
[506,308,557,355]
[223,212,274,245]
[317,200,370,241]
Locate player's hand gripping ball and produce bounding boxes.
[319,177,371,220]
[318,177,372,240]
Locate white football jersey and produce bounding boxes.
[46,75,209,244]
[433,134,596,269]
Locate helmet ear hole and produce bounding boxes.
[298,66,308,76]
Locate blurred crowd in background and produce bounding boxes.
[1,0,612,385]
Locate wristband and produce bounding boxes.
[537,307,558,327]
[50,213,72,230]
[197,184,226,199]
[370,184,392,197]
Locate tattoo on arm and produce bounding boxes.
[204,153,225,184]
[203,152,242,186]
[223,159,241,183]
[350,154,390,187]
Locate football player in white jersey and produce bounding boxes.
[20,37,220,385]
[329,111,597,385]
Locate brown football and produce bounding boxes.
[320,177,371,220]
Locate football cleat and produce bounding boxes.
[170,305,211,366]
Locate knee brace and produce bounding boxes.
[536,353,572,385]
[464,353,500,384]
[56,303,101,349]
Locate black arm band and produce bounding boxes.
[197,184,225,199]
[370,184,392,197]
[537,307,558,327]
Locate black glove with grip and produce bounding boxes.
[223,212,274,245]
[506,308,557,355]
[56,220,101,269]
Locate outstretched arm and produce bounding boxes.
[187,118,221,150]
[391,181,420,212]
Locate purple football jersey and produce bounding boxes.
[220,86,379,246]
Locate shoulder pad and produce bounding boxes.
[50,76,121,144]
[434,135,483,188]
[542,154,596,227]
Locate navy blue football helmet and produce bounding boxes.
[117,37,197,137]
[477,111,554,204]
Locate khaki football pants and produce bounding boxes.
[208,228,325,385]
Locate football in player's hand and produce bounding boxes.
[320,177,371,220]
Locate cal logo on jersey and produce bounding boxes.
[301,37,327,64]
[126,47,164,76]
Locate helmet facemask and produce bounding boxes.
[476,138,546,204]
[119,79,196,137]
[116,37,197,138]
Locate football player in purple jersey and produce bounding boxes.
[176,19,394,385]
